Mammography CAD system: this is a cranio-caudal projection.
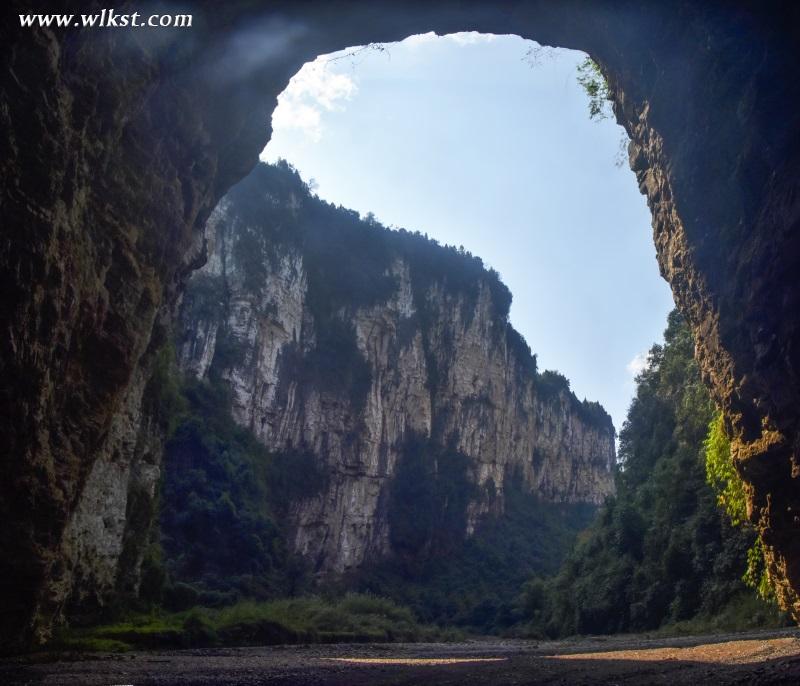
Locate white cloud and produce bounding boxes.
[626,351,650,377]
[446,31,498,46]
[403,31,439,47]
[269,30,497,141]
[403,31,497,48]
[272,102,322,141]
[270,57,357,142]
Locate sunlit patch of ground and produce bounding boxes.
[6,631,800,685]
[325,657,508,665]
[551,637,800,665]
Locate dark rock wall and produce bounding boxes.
[1,0,799,648]
[0,2,287,646]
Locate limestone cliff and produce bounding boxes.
[176,163,615,574]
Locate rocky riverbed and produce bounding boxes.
[4,629,800,685]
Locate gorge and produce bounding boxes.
[173,161,615,575]
[2,0,800,654]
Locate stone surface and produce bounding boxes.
[2,0,800,649]
[177,178,615,573]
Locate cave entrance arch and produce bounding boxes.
[3,0,798,652]
[225,0,799,619]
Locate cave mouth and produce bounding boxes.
[3,1,798,657]
[257,31,674,434]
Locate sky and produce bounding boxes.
[261,32,675,438]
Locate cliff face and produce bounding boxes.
[177,164,615,574]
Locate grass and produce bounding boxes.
[653,592,792,638]
[506,592,791,643]
[46,592,787,654]
[49,594,460,652]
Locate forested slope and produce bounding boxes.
[518,312,788,636]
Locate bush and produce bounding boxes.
[704,413,774,603]
[182,611,218,647]
[49,594,449,652]
[704,413,745,525]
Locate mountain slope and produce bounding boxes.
[519,312,787,636]
[166,161,615,600]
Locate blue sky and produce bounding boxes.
[261,32,674,437]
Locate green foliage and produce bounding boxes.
[138,542,167,606]
[181,273,227,323]
[703,413,774,603]
[654,590,786,636]
[159,375,323,604]
[704,413,746,526]
[51,594,451,651]
[266,449,328,513]
[517,311,787,637]
[361,471,596,633]
[535,368,614,434]
[49,635,132,653]
[279,319,373,412]
[302,200,398,320]
[577,399,614,433]
[223,159,308,292]
[182,610,218,647]
[387,435,476,563]
[506,325,538,376]
[233,226,271,292]
[576,57,612,121]
[536,369,571,398]
[744,538,774,603]
[209,327,250,374]
[147,343,188,437]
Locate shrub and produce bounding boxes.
[182,611,218,647]
[704,413,774,602]
[704,413,746,525]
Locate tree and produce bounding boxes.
[576,57,612,121]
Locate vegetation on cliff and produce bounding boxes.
[516,312,787,637]
[127,160,616,640]
[154,374,326,609]
[50,166,783,651]
[576,56,613,121]
[359,473,596,634]
[93,162,785,649]
[206,161,613,433]
[704,412,773,602]
[151,368,596,635]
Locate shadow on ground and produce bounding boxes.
[3,630,800,685]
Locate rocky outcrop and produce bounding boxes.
[56,363,163,622]
[3,0,800,649]
[0,1,297,645]
[177,164,615,573]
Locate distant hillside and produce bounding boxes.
[152,161,616,625]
